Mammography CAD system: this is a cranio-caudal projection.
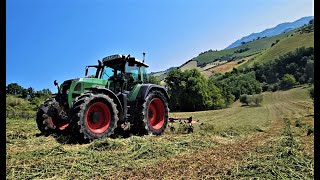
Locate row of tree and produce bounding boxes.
[6,83,52,100]
[164,68,262,112]
[165,69,225,111]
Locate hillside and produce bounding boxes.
[151,31,291,79]
[151,19,314,80]
[225,16,313,49]
[245,32,314,67]
[6,86,314,179]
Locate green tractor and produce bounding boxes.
[36,54,169,140]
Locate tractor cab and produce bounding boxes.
[86,54,149,93]
[102,54,149,93]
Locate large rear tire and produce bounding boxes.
[134,90,169,135]
[71,93,119,141]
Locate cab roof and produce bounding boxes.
[102,54,149,67]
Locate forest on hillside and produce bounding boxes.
[154,47,314,112]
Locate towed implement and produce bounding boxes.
[36,54,170,141]
[168,116,200,134]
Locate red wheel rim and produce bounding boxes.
[51,117,69,130]
[148,98,165,130]
[85,102,111,134]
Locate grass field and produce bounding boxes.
[6,86,314,179]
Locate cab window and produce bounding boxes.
[125,63,139,81]
[141,66,148,82]
[101,67,114,80]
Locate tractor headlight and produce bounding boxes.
[74,83,82,91]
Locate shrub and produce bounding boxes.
[309,86,314,102]
[307,126,314,136]
[6,96,28,107]
[280,74,297,90]
[271,83,279,92]
[251,94,263,106]
[262,83,269,92]
[239,94,249,105]
[240,94,263,107]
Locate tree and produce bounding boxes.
[214,72,262,100]
[35,88,52,99]
[165,69,216,111]
[21,89,28,98]
[27,87,36,98]
[178,69,212,111]
[6,83,24,95]
[164,69,185,111]
[208,78,225,109]
[280,74,297,89]
[305,59,314,83]
[148,76,161,85]
[240,94,249,105]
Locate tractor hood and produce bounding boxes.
[62,77,109,108]
[60,78,80,94]
[60,77,108,93]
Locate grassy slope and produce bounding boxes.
[244,32,314,67]
[204,54,256,75]
[158,31,291,79]
[6,86,314,179]
[179,60,200,71]
[194,32,290,64]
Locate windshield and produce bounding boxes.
[101,67,114,80]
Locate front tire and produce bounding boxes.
[71,93,119,140]
[36,99,69,135]
[36,99,55,136]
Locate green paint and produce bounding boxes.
[128,84,142,101]
[67,78,109,108]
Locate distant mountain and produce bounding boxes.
[225,16,314,50]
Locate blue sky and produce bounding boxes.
[6,0,313,92]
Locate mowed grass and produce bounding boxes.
[6,86,314,179]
